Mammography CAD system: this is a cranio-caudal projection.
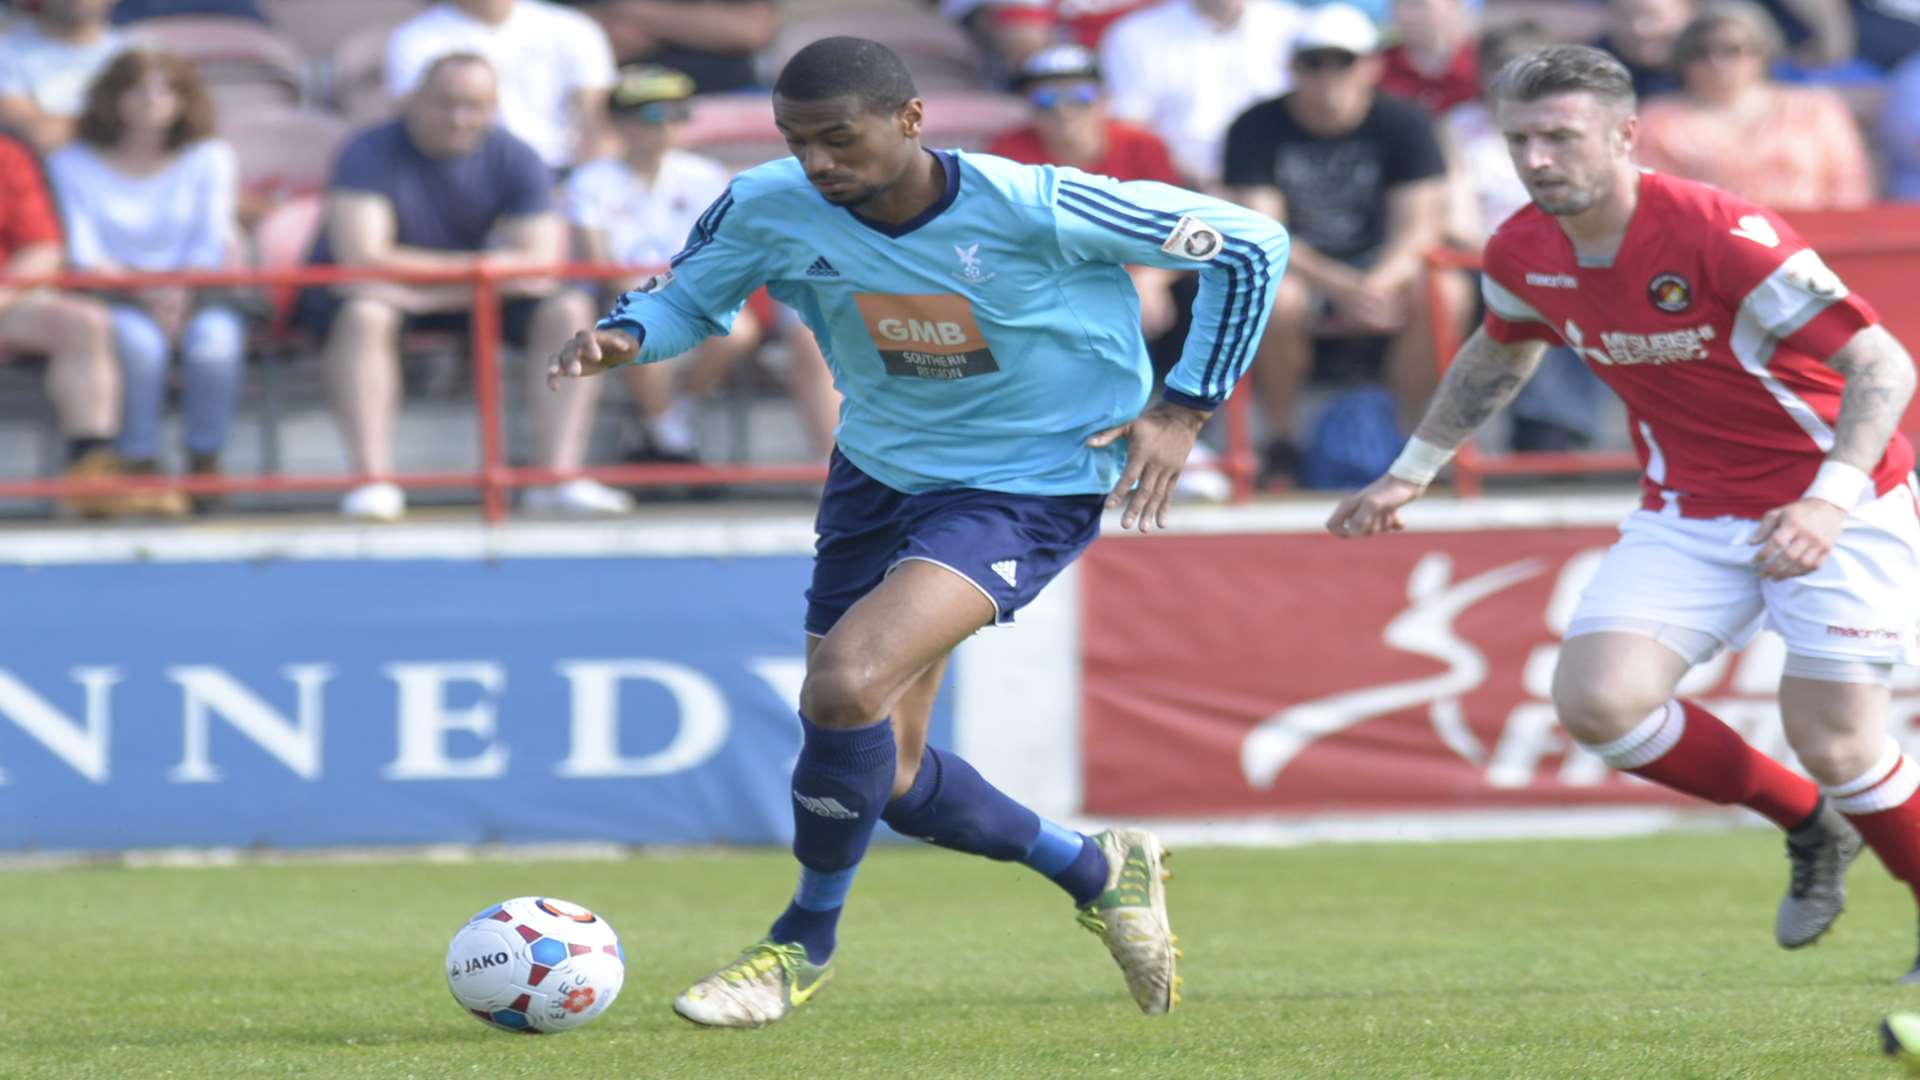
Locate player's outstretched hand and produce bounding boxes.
[547,327,639,391]
[1087,402,1209,533]
[1749,497,1847,580]
[1326,474,1425,538]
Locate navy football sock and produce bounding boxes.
[883,746,1108,906]
[768,714,895,965]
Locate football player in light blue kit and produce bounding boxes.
[549,36,1288,1028]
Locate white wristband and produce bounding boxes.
[1387,436,1455,487]
[1802,460,1872,509]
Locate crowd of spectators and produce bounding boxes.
[0,0,1917,518]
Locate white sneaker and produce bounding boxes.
[673,939,832,1028]
[341,481,405,522]
[522,477,634,517]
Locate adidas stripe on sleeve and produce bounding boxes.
[596,183,772,364]
[1049,169,1290,409]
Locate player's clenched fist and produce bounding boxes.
[1326,474,1425,539]
[547,327,639,391]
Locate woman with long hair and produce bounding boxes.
[1634,1,1872,210]
[49,49,245,512]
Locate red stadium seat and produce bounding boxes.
[223,105,352,205]
[251,191,324,333]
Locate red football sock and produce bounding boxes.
[1826,748,1920,904]
[1582,699,1820,830]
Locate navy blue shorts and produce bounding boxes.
[804,449,1104,636]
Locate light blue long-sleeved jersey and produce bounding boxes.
[597,149,1289,495]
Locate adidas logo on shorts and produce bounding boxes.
[990,559,1018,587]
[805,256,840,278]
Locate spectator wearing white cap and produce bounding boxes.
[1097,0,1307,187]
[1222,2,1464,484]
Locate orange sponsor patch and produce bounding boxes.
[852,293,1000,380]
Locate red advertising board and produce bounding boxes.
[1080,527,1920,816]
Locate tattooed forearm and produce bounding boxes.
[1826,326,1917,472]
[1411,329,1548,449]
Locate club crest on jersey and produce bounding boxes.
[1160,215,1223,261]
[952,243,995,283]
[1647,272,1691,313]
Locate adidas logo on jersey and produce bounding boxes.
[990,559,1018,587]
[793,791,860,819]
[805,256,840,278]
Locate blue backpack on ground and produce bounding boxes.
[1300,387,1406,490]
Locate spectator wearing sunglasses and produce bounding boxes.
[1635,1,1871,210]
[565,66,839,467]
[1223,3,1463,484]
[987,44,1189,390]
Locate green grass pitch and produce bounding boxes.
[4,832,1918,1079]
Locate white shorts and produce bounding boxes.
[1567,479,1920,665]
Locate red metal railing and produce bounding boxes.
[1,262,1261,519]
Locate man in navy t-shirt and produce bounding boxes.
[298,51,630,521]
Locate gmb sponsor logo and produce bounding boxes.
[875,318,970,346]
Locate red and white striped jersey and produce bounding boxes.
[1480,171,1911,519]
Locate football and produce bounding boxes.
[445,896,625,1033]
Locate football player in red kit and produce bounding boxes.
[1330,44,1920,978]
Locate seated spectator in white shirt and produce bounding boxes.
[567,66,838,462]
[1097,0,1306,187]
[0,0,131,151]
[387,0,618,170]
[48,49,245,515]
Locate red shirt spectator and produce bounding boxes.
[987,119,1184,183]
[0,131,62,258]
[1378,40,1478,112]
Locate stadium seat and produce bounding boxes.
[262,0,414,59]
[224,105,350,205]
[130,15,312,106]
[328,24,398,125]
[250,191,324,336]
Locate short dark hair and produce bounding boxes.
[773,36,918,115]
[1490,43,1636,111]
[76,49,217,151]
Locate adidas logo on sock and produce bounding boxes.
[793,791,859,819]
[805,256,840,278]
[990,559,1018,587]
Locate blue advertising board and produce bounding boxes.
[0,549,953,851]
